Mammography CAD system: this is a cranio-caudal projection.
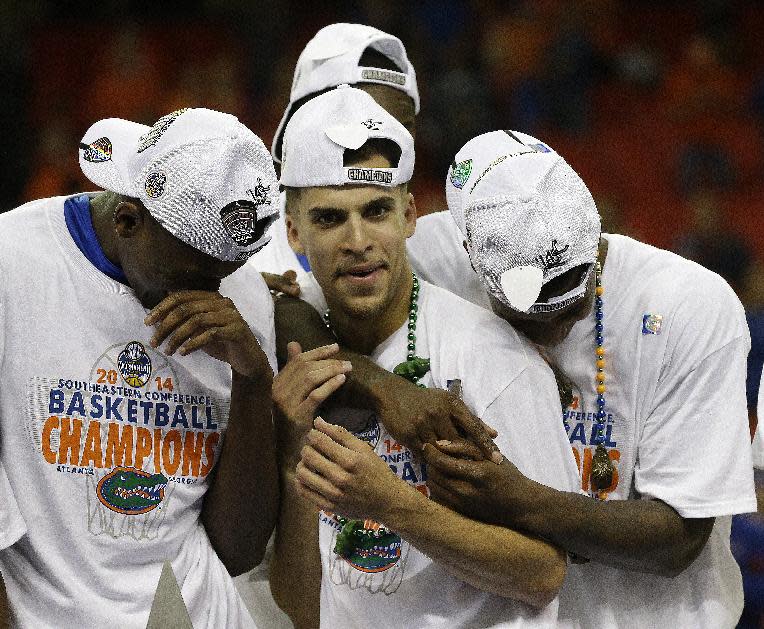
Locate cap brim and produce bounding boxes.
[271,104,293,164]
[79,118,150,196]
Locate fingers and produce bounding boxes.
[421,443,483,480]
[294,343,342,362]
[450,402,503,464]
[298,373,347,417]
[262,271,301,297]
[301,444,347,483]
[144,290,224,326]
[163,310,237,356]
[434,438,484,460]
[287,341,302,360]
[313,417,370,454]
[294,463,336,511]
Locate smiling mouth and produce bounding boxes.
[339,263,386,279]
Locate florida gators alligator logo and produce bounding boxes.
[96,467,168,515]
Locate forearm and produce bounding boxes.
[386,485,566,608]
[202,371,278,576]
[514,482,713,576]
[270,466,321,629]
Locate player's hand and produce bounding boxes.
[295,418,411,521]
[144,290,269,379]
[376,383,503,464]
[273,341,352,442]
[262,270,300,298]
[423,441,529,527]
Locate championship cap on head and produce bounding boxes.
[280,85,414,188]
[79,108,279,262]
[446,130,600,314]
[271,23,419,163]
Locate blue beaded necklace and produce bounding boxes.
[590,261,614,498]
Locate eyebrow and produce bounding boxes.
[306,196,397,219]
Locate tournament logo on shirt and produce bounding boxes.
[96,466,168,515]
[642,313,663,335]
[118,341,152,387]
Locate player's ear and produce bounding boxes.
[403,191,416,238]
[113,200,145,239]
[285,212,306,255]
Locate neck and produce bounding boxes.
[598,235,609,270]
[89,192,121,267]
[329,264,414,355]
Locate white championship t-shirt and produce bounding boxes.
[316,280,580,629]
[405,214,756,629]
[0,462,25,551]
[0,196,276,629]
[754,369,764,469]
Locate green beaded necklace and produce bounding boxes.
[322,271,430,558]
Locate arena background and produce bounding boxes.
[0,1,762,626]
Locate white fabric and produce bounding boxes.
[406,211,491,309]
[0,462,25,551]
[405,224,756,628]
[316,280,580,628]
[0,196,275,628]
[754,369,764,469]
[80,108,279,262]
[280,85,414,188]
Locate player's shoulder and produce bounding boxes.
[420,281,534,367]
[608,233,740,310]
[0,196,65,261]
[607,233,746,346]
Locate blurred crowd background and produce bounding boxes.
[0,0,763,625]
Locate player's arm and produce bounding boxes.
[425,347,747,578]
[428,450,713,577]
[269,342,350,629]
[274,295,500,460]
[297,419,566,609]
[145,290,279,576]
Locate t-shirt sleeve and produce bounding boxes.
[755,370,764,470]
[635,285,756,517]
[0,461,26,549]
[219,266,277,374]
[483,363,580,494]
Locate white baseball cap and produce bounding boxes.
[446,130,601,314]
[280,85,414,188]
[79,108,279,262]
[271,23,419,163]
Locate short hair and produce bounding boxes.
[343,138,401,169]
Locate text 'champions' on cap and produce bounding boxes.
[280,85,414,189]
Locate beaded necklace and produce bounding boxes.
[322,271,430,558]
[589,261,615,498]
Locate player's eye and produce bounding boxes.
[313,210,343,226]
[365,202,393,219]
